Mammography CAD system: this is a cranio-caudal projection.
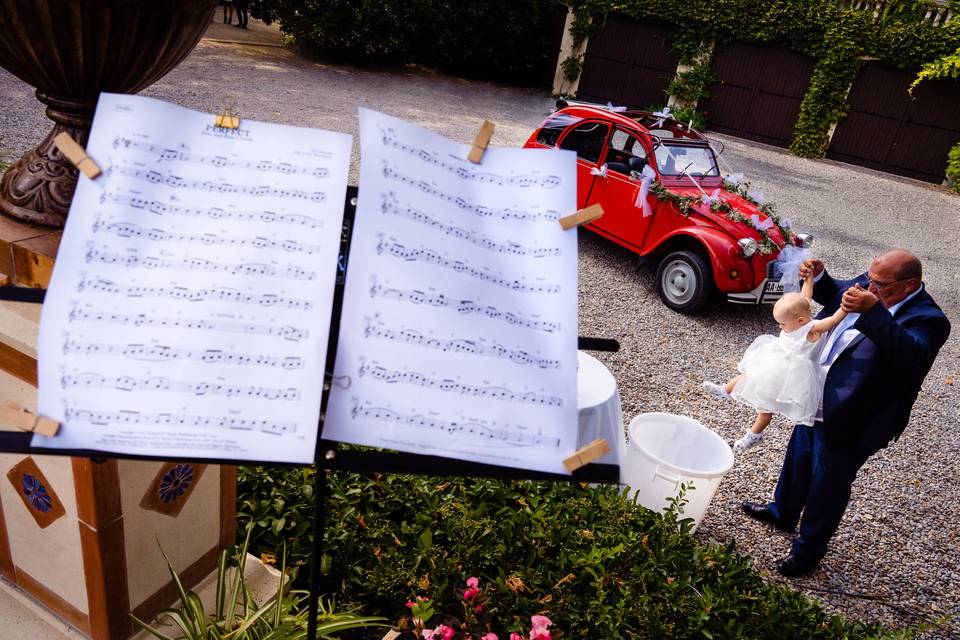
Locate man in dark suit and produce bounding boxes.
[741,249,951,576]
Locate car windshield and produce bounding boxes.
[654,143,719,177]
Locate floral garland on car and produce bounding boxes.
[649,178,794,255]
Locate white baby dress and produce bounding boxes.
[731,320,822,425]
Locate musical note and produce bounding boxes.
[64,406,296,434]
[381,169,559,222]
[63,339,304,369]
[92,220,322,255]
[362,316,560,369]
[380,128,561,189]
[78,276,313,310]
[351,400,560,447]
[85,247,317,281]
[380,195,560,257]
[358,362,562,406]
[110,165,326,202]
[375,235,560,293]
[369,280,559,333]
[61,372,301,400]
[68,307,308,341]
[102,191,320,228]
[112,137,330,179]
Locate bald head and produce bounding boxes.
[868,249,922,307]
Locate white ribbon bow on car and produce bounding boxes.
[590,164,608,178]
[750,213,775,231]
[701,188,722,206]
[652,106,672,128]
[634,164,658,217]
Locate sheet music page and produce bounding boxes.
[33,93,351,463]
[325,108,578,474]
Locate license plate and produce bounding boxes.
[763,281,785,295]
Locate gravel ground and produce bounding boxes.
[2,24,959,636]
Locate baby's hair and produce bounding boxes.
[774,292,812,320]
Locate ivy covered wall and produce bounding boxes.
[563,0,960,163]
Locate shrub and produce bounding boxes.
[239,467,909,639]
[248,0,563,86]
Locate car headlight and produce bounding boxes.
[738,238,758,257]
[796,232,814,248]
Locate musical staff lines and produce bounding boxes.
[63,340,304,369]
[358,362,562,407]
[370,280,559,333]
[375,235,560,294]
[92,220,322,255]
[382,168,559,222]
[78,276,313,310]
[380,195,559,258]
[102,191,320,228]
[110,165,326,202]
[362,317,560,369]
[64,407,296,435]
[351,400,560,447]
[85,247,317,281]
[113,137,330,179]
[68,307,308,341]
[62,372,301,400]
[380,128,561,188]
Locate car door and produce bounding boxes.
[587,128,657,251]
[557,120,611,209]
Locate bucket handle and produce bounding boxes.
[653,468,681,490]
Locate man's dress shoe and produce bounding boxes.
[776,553,819,577]
[740,501,794,533]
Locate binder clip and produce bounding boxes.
[214,95,240,129]
[0,402,60,437]
[53,133,101,179]
[559,203,604,230]
[323,373,351,391]
[563,438,610,472]
[467,120,495,164]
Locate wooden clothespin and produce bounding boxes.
[0,401,60,437]
[214,95,240,129]
[563,438,610,472]
[559,203,604,230]
[467,120,495,164]
[53,133,101,179]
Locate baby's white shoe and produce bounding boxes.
[733,430,765,452]
[702,381,729,400]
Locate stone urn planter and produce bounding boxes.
[0,0,218,228]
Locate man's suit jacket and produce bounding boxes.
[813,272,951,451]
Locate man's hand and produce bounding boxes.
[799,259,824,280]
[841,284,878,313]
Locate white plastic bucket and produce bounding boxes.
[621,413,734,530]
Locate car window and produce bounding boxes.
[605,129,648,174]
[535,114,582,146]
[559,121,610,164]
[655,143,719,177]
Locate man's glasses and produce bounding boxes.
[868,276,914,290]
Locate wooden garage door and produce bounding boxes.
[702,44,815,148]
[576,16,678,110]
[827,63,960,183]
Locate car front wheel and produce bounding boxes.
[655,250,714,313]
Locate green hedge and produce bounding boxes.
[239,467,920,639]
[248,0,563,85]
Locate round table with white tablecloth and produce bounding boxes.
[576,350,625,467]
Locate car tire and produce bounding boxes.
[655,250,714,313]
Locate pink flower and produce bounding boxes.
[510,634,523,640]
[530,615,552,628]
[464,586,480,601]
[481,634,498,640]
[475,604,484,614]
[406,601,416,608]
[467,576,479,588]
[421,630,433,639]
[530,631,551,640]
[435,624,455,640]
